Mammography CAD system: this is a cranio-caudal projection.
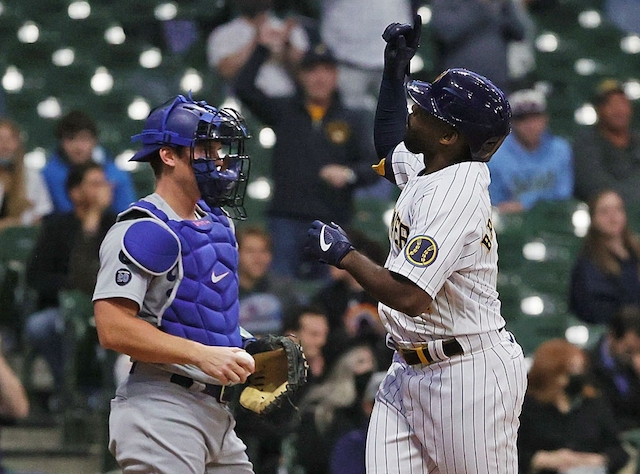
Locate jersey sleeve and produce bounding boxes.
[386,164,489,298]
[92,221,153,307]
[389,142,425,189]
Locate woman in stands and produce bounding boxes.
[570,189,640,324]
[518,338,629,474]
[0,119,52,230]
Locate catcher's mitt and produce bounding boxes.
[239,335,308,417]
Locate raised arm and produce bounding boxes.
[374,16,421,160]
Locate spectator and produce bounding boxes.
[518,338,629,474]
[0,118,53,230]
[569,189,640,324]
[235,302,329,474]
[0,334,29,474]
[430,0,528,94]
[24,162,116,407]
[573,79,640,205]
[234,43,379,279]
[207,0,309,98]
[507,0,538,86]
[41,110,136,214]
[329,371,386,474]
[233,227,301,474]
[319,0,413,112]
[310,229,391,370]
[291,344,378,474]
[487,88,573,213]
[604,0,640,36]
[282,304,330,387]
[237,225,300,337]
[589,305,640,433]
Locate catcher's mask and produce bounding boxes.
[406,68,511,162]
[130,94,251,219]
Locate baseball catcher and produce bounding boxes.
[239,334,308,418]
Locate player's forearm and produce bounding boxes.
[341,251,432,316]
[0,355,29,419]
[374,77,408,158]
[94,298,205,366]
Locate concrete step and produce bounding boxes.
[1,413,119,474]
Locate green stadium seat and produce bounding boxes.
[0,225,40,340]
[507,311,571,357]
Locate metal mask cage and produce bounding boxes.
[190,107,251,219]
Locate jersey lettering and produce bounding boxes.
[481,218,494,251]
[390,210,410,249]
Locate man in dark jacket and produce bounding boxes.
[24,161,116,406]
[234,42,379,279]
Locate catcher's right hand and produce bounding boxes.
[382,14,422,81]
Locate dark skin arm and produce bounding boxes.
[339,250,432,317]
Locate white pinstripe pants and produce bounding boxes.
[366,330,527,474]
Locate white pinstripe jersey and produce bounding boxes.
[380,143,506,345]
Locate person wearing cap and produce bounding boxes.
[234,41,379,280]
[487,88,573,213]
[573,79,640,205]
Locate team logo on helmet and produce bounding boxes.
[405,236,438,266]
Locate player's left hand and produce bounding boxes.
[304,220,355,268]
[382,14,422,81]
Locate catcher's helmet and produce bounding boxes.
[130,95,251,218]
[406,68,511,162]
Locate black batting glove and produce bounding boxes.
[382,14,422,81]
[304,220,355,268]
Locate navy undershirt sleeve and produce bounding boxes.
[374,77,408,159]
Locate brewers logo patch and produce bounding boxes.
[405,236,438,266]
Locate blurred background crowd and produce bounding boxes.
[2,0,640,473]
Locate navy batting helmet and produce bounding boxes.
[131,94,251,218]
[406,68,511,162]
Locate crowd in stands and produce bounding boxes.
[2,0,640,473]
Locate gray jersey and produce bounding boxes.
[93,193,233,384]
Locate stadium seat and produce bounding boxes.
[0,225,40,339]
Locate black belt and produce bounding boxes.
[399,338,464,366]
[169,374,232,403]
[129,363,231,403]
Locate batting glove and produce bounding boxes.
[304,220,355,268]
[382,14,422,81]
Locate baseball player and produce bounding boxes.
[304,17,527,474]
[93,95,257,473]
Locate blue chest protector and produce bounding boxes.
[120,199,241,348]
